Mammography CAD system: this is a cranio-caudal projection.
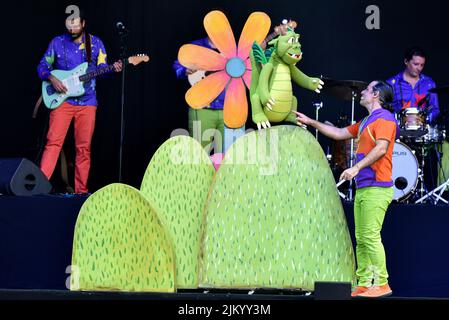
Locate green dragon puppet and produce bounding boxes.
[250,28,324,130]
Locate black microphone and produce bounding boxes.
[116,22,130,33]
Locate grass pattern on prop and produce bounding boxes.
[200,126,356,290]
[71,184,175,292]
[140,136,215,289]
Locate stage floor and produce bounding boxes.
[0,194,448,298]
[1,289,447,302]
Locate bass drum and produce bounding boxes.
[392,142,419,201]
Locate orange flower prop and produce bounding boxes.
[178,11,271,129]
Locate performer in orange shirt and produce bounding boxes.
[295,80,399,298]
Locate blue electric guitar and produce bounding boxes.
[42,54,149,109]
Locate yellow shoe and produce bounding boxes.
[351,286,370,297]
[358,284,392,298]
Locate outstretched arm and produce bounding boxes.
[294,111,353,141]
[290,66,323,93]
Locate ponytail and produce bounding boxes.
[373,81,394,112]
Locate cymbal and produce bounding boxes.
[320,76,368,101]
[429,86,449,94]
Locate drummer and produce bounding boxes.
[387,46,440,124]
[387,46,440,192]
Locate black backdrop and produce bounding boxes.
[2,0,448,191]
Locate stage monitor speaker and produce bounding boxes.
[314,281,352,300]
[0,158,52,196]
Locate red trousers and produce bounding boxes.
[40,102,96,193]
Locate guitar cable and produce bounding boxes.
[34,108,50,166]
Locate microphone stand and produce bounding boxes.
[118,28,129,183]
[313,102,324,140]
[348,90,358,202]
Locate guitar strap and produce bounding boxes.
[85,32,92,63]
[32,95,43,119]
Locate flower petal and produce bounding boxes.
[204,10,237,59]
[237,12,271,59]
[224,78,248,128]
[243,59,253,90]
[243,70,252,90]
[178,44,227,71]
[186,71,230,109]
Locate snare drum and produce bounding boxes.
[399,108,427,138]
[392,142,419,201]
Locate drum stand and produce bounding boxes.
[416,144,449,204]
[321,77,366,202]
[336,180,350,201]
[348,90,358,202]
[416,179,449,204]
[417,144,427,199]
[313,102,324,140]
[336,91,357,202]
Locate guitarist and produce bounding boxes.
[37,10,122,194]
[173,37,225,155]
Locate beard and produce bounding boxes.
[70,31,83,38]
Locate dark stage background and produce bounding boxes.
[2,0,448,191]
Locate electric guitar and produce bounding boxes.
[187,20,297,86]
[42,54,150,109]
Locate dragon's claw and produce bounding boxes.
[264,98,276,110]
[253,113,269,131]
[297,122,307,129]
[257,121,272,131]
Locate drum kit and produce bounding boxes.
[317,77,449,204]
